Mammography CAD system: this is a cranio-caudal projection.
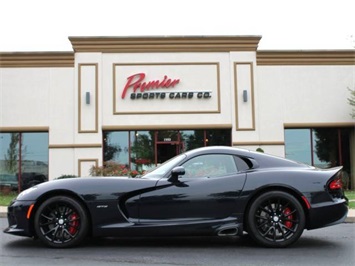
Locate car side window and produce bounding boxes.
[182,154,238,178]
[234,156,251,172]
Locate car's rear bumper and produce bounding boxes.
[307,198,348,230]
[3,200,36,237]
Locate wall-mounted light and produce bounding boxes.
[243,90,248,102]
[85,92,90,105]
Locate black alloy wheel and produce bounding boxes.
[247,191,305,248]
[34,196,88,248]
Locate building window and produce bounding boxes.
[130,131,154,170]
[206,129,232,146]
[103,129,231,172]
[0,132,49,192]
[284,129,312,165]
[103,131,129,165]
[285,127,353,189]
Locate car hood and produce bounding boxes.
[16,176,160,201]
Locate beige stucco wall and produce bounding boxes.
[1,38,354,179]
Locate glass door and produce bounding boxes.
[155,130,182,164]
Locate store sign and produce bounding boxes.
[113,63,220,114]
[121,73,180,99]
[121,73,212,100]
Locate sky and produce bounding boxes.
[0,0,354,52]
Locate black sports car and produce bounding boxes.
[4,146,348,248]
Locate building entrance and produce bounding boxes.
[156,143,181,164]
[155,130,182,164]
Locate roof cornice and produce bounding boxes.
[0,52,74,67]
[69,36,262,53]
[257,50,355,65]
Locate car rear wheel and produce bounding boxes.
[247,191,305,248]
[34,196,88,248]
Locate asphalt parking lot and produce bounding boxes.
[1,218,355,266]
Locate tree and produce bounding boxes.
[348,87,355,119]
[183,130,204,151]
[130,131,154,167]
[347,34,355,118]
[103,132,121,162]
[314,128,338,167]
[4,133,20,174]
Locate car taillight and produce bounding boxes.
[327,169,344,199]
[329,178,342,190]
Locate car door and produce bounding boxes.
[138,154,247,222]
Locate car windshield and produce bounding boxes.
[143,153,186,179]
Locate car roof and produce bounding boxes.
[184,146,252,157]
[183,146,306,169]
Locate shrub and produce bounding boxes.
[55,175,78,179]
[90,162,142,178]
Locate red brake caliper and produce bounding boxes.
[283,208,293,228]
[68,213,79,234]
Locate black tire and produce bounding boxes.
[247,191,305,248]
[34,196,88,248]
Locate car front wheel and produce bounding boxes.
[247,191,305,248]
[34,196,88,248]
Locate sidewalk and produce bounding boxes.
[1,205,355,222]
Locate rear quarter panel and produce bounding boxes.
[238,167,337,213]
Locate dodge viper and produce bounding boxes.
[4,146,348,248]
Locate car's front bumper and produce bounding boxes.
[3,200,36,237]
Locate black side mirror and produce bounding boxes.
[168,166,185,183]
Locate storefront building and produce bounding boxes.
[0,36,354,190]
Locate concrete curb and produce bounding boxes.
[1,206,355,222]
[345,209,355,223]
[1,206,7,218]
